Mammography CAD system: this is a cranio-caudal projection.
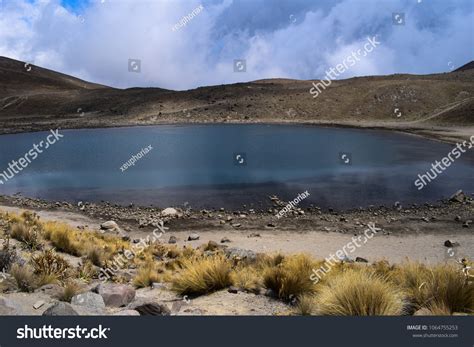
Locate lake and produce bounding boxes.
[0,124,473,210]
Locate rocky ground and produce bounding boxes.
[0,189,473,316]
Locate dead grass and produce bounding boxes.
[172,255,233,296]
[9,222,42,250]
[263,253,317,301]
[59,281,82,302]
[31,249,70,282]
[10,264,38,292]
[294,294,317,316]
[316,270,406,316]
[133,262,162,288]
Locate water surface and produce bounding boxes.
[0,124,473,209]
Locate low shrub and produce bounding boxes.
[10,264,38,292]
[31,249,70,282]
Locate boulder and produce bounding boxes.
[161,208,178,217]
[35,284,63,299]
[71,292,105,310]
[98,284,135,307]
[100,221,120,232]
[0,296,25,315]
[42,302,79,316]
[128,299,171,316]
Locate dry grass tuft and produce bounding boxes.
[59,281,82,302]
[316,270,406,316]
[263,253,316,301]
[133,262,162,288]
[31,249,70,282]
[172,255,233,296]
[9,222,42,250]
[294,294,317,315]
[10,264,38,292]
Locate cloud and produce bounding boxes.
[0,0,472,90]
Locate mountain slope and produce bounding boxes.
[0,57,473,137]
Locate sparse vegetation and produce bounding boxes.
[0,209,473,316]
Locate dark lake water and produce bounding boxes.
[0,124,473,210]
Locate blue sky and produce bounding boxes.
[1,0,473,90]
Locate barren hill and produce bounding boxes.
[0,56,473,142]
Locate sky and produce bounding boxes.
[0,0,473,90]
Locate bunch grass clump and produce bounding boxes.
[316,270,406,316]
[172,255,233,296]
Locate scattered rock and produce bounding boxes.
[33,300,46,310]
[231,223,241,228]
[248,232,261,238]
[161,208,178,217]
[455,215,462,222]
[228,286,239,294]
[71,292,105,310]
[98,284,135,307]
[450,190,466,203]
[35,284,63,299]
[355,257,369,263]
[168,235,178,244]
[220,237,231,243]
[266,223,276,228]
[128,300,171,316]
[151,282,167,290]
[42,302,79,316]
[444,240,454,248]
[100,220,120,232]
[463,220,472,228]
[421,217,429,223]
[224,247,257,262]
[187,233,200,241]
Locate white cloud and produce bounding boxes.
[0,0,472,90]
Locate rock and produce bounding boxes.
[463,220,472,228]
[248,232,261,238]
[113,309,140,316]
[355,257,369,263]
[33,300,46,310]
[266,223,276,228]
[455,215,462,222]
[450,190,466,203]
[226,216,233,222]
[220,237,231,243]
[231,223,241,228]
[444,240,454,247]
[224,247,257,262]
[0,296,25,315]
[187,233,200,241]
[168,235,178,244]
[42,302,79,316]
[128,300,171,316]
[161,208,178,217]
[151,282,167,290]
[98,284,135,307]
[205,240,219,251]
[421,217,429,223]
[100,220,120,232]
[71,292,105,310]
[228,286,239,294]
[35,284,63,299]
[264,289,276,297]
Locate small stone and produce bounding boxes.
[100,220,120,232]
[450,190,466,203]
[248,232,260,238]
[266,223,276,228]
[220,237,231,243]
[231,223,241,228]
[455,215,462,222]
[444,240,454,247]
[168,235,178,244]
[33,300,46,310]
[355,257,369,263]
[162,208,178,217]
[71,292,105,310]
[113,309,140,316]
[421,217,429,223]
[98,284,136,307]
[188,233,200,241]
[128,300,171,316]
[228,286,239,294]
